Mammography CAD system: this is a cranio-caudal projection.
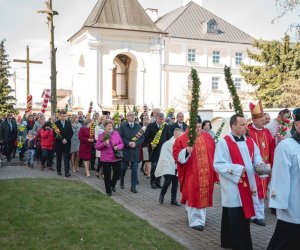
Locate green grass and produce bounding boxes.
[0,179,185,250]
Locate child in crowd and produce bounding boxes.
[17,121,27,161]
[37,122,55,171]
[26,130,35,168]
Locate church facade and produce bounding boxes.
[69,0,256,111]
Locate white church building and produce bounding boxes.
[69,0,256,111]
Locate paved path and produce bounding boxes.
[0,161,276,249]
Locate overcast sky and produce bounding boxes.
[0,0,299,104]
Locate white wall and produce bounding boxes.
[164,38,255,110]
[70,28,163,110]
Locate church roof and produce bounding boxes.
[82,0,164,34]
[155,2,254,44]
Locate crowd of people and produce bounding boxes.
[0,103,299,250]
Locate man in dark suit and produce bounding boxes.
[0,113,18,162]
[144,112,171,189]
[54,111,73,177]
[169,112,187,135]
[119,112,144,193]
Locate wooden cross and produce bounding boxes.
[13,46,43,97]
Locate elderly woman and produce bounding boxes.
[78,118,94,177]
[70,114,81,173]
[95,115,106,178]
[202,120,215,139]
[95,119,124,196]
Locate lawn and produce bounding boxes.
[0,179,185,250]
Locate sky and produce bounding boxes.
[0,0,299,105]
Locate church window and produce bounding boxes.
[235,52,243,65]
[187,49,196,62]
[234,78,242,90]
[212,77,220,90]
[212,51,220,64]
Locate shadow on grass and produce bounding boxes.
[0,179,185,250]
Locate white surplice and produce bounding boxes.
[214,134,263,208]
[269,138,300,224]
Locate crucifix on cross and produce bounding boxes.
[13,45,43,97]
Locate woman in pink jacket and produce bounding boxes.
[95,119,124,196]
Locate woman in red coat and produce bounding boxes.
[78,119,94,177]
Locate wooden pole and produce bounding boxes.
[38,0,58,114]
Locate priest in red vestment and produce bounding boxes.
[173,120,217,231]
[247,101,276,226]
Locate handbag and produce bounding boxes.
[114,149,124,159]
[109,141,124,159]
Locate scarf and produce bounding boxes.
[151,123,165,149]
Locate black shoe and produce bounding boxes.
[255,219,266,226]
[171,200,181,206]
[270,208,276,215]
[107,193,112,196]
[251,218,266,226]
[6,158,11,163]
[120,179,124,189]
[151,183,157,189]
[159,194,164,204]
[65,173,71,177]
[156,184,162,188]
[192,225,204,231]
[57,171,62,176]
[112,187,116,192]
[131,188,137,193]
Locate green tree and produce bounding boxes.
[224,66,244,114]
[0,40,17,117]
[240,35,300,107]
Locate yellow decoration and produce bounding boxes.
[51,122,62,139]
[151,123,165,149]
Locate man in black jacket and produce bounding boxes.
[54,111,73,177]
[0,113,18,162]
[144,112,171,189]
[119,112,144,193]
[169,112,187,135]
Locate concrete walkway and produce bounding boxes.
[0,161,276,250]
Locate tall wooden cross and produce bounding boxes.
[13,46,43,97]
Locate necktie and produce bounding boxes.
[9,121,12,130]
[62,121,65,128]
[130,123,133,128]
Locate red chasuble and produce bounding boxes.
[224,136,255,219]
[173,131,217,209]
[247,124,275,199]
